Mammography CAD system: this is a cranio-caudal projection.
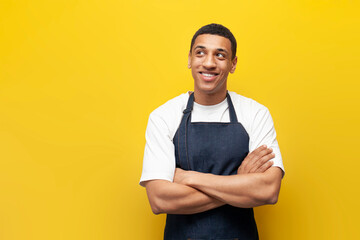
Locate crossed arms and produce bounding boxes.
[143,145,283,215]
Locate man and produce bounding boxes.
[140,23,284,240]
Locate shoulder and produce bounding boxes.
[150,93,189,120]
[228,91,273,136]
[147,93,189,138]
[228,91,270,117]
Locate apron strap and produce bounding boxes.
[226,92,238,123]
[177,93,194,170]
[183,92,194,114]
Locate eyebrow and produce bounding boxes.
[194,45,206,50]
[217,48,228,54]
[194,45,229,54]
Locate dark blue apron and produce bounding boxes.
[164,92,259,240]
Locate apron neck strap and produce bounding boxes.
[226,92,238,123]
[184,92,238,123]
[183,93,194,114]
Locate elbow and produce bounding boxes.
[149,192,175,215]
[266,193,279,205]
[149,197,165,215]
[254,193,278,206]
[145,181,168,215]
[151,205,162,215]
[262,172,282,205]
[264,185,280,205]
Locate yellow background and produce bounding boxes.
[0,0,359,239]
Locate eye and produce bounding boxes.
[217,53,225,58]
[196,50,205,56]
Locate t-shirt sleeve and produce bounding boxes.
[249,106,285,175]
[139,112,176,187]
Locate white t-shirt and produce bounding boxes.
[140,91,284,186]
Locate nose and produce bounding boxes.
[203,54,216,69]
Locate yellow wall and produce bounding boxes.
[0,0,359,239]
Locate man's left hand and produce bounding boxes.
[174,168,195,185]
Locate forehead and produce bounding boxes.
[192,34,232,53]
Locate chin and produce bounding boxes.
[197,88,221,96]
[196,85,215,93]
[196,83,225,95]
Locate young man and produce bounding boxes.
[140,24,285,240]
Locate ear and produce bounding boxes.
[188,52,191,69]
[230,56,237,73]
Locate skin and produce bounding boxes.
[174,164,282,208]
[144,34,283,214]
[188,34,237,105]
[145,145,278,214]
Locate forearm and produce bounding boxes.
[184,167,282,208]
[144,180,224,215]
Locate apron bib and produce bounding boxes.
[164,92,259,240]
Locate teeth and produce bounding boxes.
[202,73,215,77]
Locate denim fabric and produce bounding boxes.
[164,93,259,240]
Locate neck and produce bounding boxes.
[193,90,227,105]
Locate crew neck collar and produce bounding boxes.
[193,96,228,109]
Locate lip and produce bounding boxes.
[199,72,219,82]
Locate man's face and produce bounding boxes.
[188,34,237,96]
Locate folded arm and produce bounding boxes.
[175,166,283,208]
[143,180,224,215]
[144,145,277,214]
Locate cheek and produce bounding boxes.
[191,68,198,79]
[192,57,203,66]
[220,64,232,74]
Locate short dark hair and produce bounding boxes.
[190,23,237,60]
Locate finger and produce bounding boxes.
[249,151,275,173]
[240,146,273,173]
[174,168,184,175]
[238,152,253,173]
[248,148,273,171]
[247,146,272,164]
[248,145,268,159]
[243,145,268,169]
[257,147,273,159]
[258,152,275,166]
[256,160,274,173]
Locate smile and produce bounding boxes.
[200,72,219,77]
[199,72,219,81]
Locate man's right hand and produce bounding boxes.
[237,145,275,174]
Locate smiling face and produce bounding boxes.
[188,34,237,104]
